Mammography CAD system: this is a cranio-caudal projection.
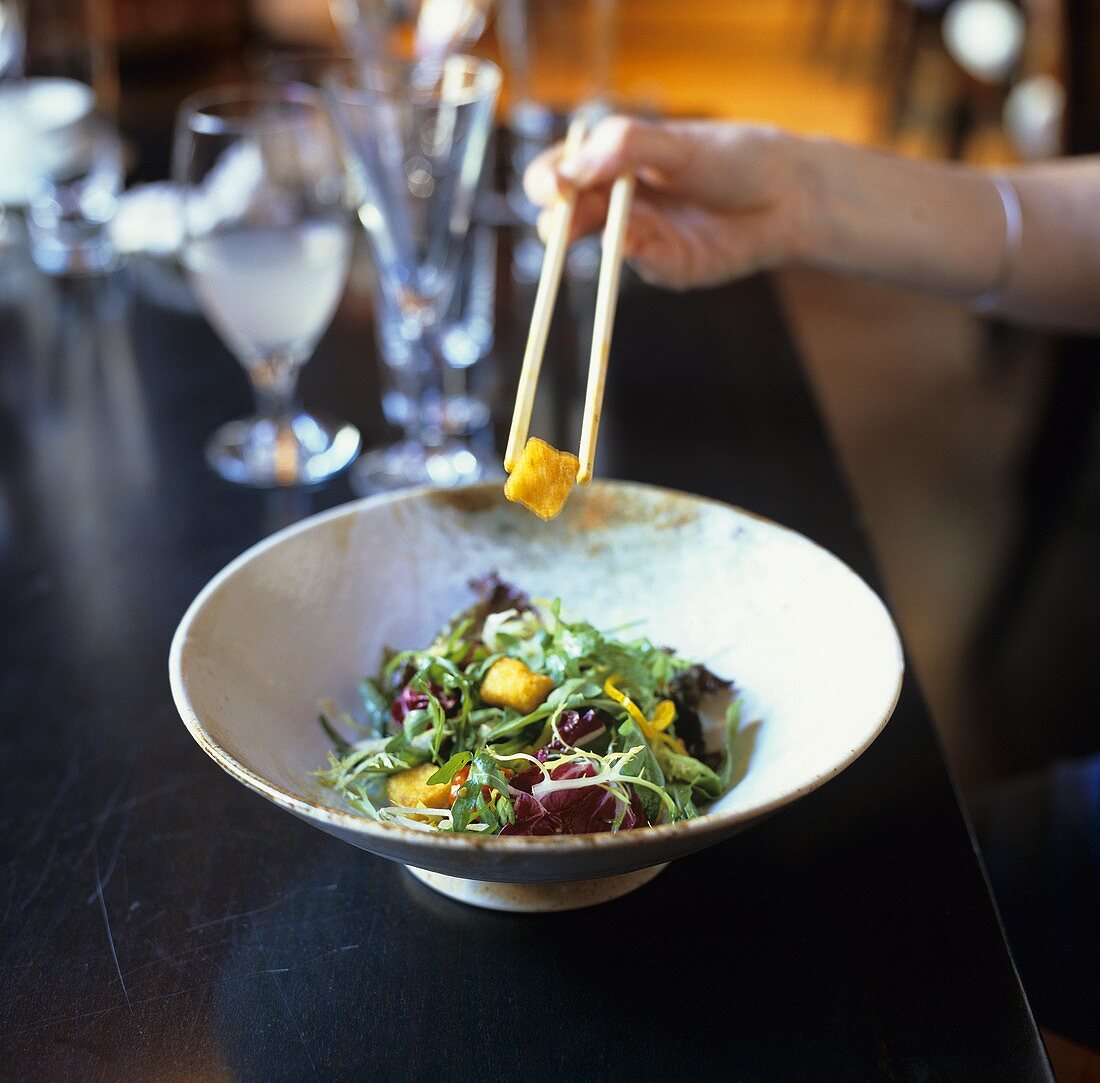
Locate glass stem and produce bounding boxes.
[379,314,450,448]
[416,323,449,449]
[247,353,301,424]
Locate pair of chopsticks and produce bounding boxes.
[504,113,635,485]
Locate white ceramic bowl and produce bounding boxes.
[170,481,903,911]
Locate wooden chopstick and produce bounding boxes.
[576,172,634,484]
[504,112,590,473]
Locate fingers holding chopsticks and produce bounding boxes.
[535,189,663,253]
[525,116,688,201]
[506,111,637,491]
[524,116,691,271]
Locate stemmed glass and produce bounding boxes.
[328,55,500,492]
[0,0,24,78]
[173,84,361,487]
[329,0,493,62]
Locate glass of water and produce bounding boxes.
[173,83,360,487]
[26,112,122,276]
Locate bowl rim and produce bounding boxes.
[169,479,905,853]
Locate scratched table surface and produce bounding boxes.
[0,233,1053,1081]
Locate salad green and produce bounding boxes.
[315,575,746,836]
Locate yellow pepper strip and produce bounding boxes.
[650,700,677,732]
[604,675,687,755]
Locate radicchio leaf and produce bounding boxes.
[468,572,531,626]
[500,791,562,836]
[668,663,733,707]
[390,683,459,725]
[548,708,609,751]
[535,761,646,834]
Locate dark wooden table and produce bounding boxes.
[0,232,1052,1080]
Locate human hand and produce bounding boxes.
[523,117,813,290]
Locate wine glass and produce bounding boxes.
[174,84,360,487]
[0,0,24,79]
[329,0,493,63]
[328,55,500,492]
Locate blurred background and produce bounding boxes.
[3,0,1082,818]
[4,0,1091,769]
[1,0,1097,1065]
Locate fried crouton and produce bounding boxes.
[504,437,579,520]
[480,656,555,714]
[385,763,453,810]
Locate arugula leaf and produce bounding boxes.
[401,707,434,740]
[490,733,538,756]
[536,604,692,713]
[381,728,433,770]
[465,651,504,686]
[545,677,603,709]
[317,710,351,754]
[410,656,474,749]
[616,720,666,822]
[449,750,512,832]
[450,789,479,832]
[420,683,449,761]
[382,648,419,687]
[357,679,390,732]
[438,617,473,663]
[469,749,511,798]
[472,793,501,833]
[554,621,602,660]
[654,745,722,801]
[484,704,554,742]
[427,750,471,786]
[717,698,743,792]
[665,781,700,822]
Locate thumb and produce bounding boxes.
[557,116,688,189]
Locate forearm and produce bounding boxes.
[788,136,1100,332]
[999,161,1100,329]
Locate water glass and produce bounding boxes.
[0,0,123,277]
[26,114,122,276]
[174,83,361,487]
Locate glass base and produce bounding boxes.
[350,439,500,495]
[29,232,120,277]
[206,412,361,488]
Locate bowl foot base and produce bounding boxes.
[404,863,669,912]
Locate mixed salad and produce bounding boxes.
[315,575,746,836]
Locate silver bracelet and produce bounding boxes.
[971,174,1022,314]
